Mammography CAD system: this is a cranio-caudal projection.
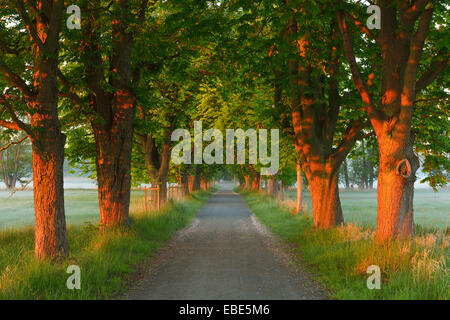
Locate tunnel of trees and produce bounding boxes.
[0,0,448,258]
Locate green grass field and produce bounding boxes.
[284,188,450,230]
[0,190,212,299]
[241,190,449,300]
[2,188,448,231]
[0,189,145,230]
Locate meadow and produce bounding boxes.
[0,189,145,230]
[241,190,449,299]
[285,188,449,230]
[0,190,212,299]
[1,188,448,231]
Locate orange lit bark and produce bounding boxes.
[244,175,251,190]
[94,119,134,227]
[32,129,68,258]
[296,162,303,214]
[375,131,419,241]
[0,0,69,258]
[306,162,343,228]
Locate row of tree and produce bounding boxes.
[0,1,448,259]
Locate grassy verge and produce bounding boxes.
[240,189,449,300]
[0,189,214,299]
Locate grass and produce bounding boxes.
[284,188,450,230]
[0,189,213,299]
[240,190,449,300]
[0,189,147,229]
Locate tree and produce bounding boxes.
[0,0,68,258]
[281,2,368,228]
[60,0,150,227]
[337,0,448,241]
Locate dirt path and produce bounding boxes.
[123,184,328,300]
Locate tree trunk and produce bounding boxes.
[244,175,251,190]
[193,165,201,191]
[307,165,344,228]
[251,173,260,191]
[182,173,189,195]
[343,159,350,189]
[266,176,275,196]
[94,122,134,227]
[82,0,139,228]
[278,180,284,201]
[296,162,303,214]
[32,129,68,259]
[201,179,207,191]
[188,175,194,193]
[375,133,419,242]
[368,147,374,189]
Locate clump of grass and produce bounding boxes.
[0,190,213,299]
[240,190,449,300]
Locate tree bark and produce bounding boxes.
[375,132,419,241]
[244,175,251,190]
[307,162,343,228]
[137,132,171,206]
[278,180,284,201]
[193,165,201,191]
[266,176,275,196]
[296,162,303,214]
[94,123,134,227]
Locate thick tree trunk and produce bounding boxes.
[375,133,419,242]
[244,175,251,190]
[368,147,374,189]
[266,177,275,196]
[182,174,189,195]
[251,173,260,191]
[94,122,134,227]
[193,165,201,191]
[30,0,68,258]
[307,163,343,228]
[32,130,68,259]
[278,180,284,201]
[188,176,194,193]
[201,179,207,191]
[296,162,303,214]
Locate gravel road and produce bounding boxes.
[124,183,328,300]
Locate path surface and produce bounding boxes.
[124,184,328,300]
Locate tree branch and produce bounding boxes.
[0,135,28,153]
[416,54,449,92]
[334,119,370,165]
[336,10,383,131]
[345,11,378,44]
[0,95,36,142]
[15,1,45,50]
[0,58,34,99]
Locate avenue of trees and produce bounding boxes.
[0,0,448,259]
